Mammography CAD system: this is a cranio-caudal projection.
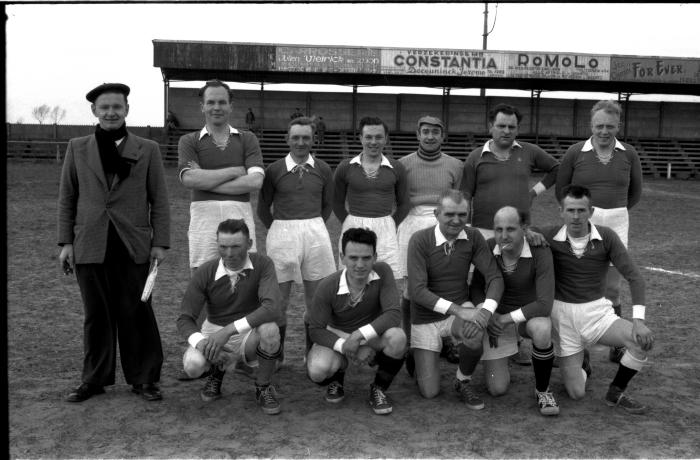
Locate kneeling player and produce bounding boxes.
[176,219,283,415]
[471,206,558,415]
[306,228,407,415]
[541,185,654,414]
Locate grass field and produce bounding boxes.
[7,161,700,458]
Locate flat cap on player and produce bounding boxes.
[86,83,130,103]
[417,116,444,130]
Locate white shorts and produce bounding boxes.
[397,206,437,278]
[550,297,618,357]
[591,206,629,248]
[481,322,518,361]
[266,217,336,283]
[339,215,399,275]
[411,316,456,353]
[188,200,257,268]
[183,319,256,373]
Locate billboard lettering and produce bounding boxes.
[610,57,700,84]
[382,49,507,77]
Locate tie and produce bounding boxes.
[444,240,455,257]
[291,163,309,178]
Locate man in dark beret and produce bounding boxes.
[58,82,170,403]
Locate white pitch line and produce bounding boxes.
[643,266,700,279]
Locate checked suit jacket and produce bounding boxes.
[57,131,170,264]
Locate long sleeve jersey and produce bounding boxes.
[462,141,559,229]
[408,225,504,325]
[471,238,554,320]
[555,138,642,209]
[333,154,409,226]
[398,151,464,208]
[307,262,401,349]
[257,154,333,228]
[177,253,282,340]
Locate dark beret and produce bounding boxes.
[86,83,130,103]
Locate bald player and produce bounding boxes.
[471,206,558,416]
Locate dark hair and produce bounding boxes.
[560,184,592,205]
[488,103,523,125]
[199,79,233,102]
[288,116,316,134]
[437,189,467,208]
[359,116,389,137]
[341,227,377,254]
[216,218,250,239]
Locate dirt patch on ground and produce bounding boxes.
[8,162,700,458]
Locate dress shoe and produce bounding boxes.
[132,383,162,401]
[66,383,105,402]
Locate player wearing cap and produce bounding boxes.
[257,117,336,362]
[333,116,409,275]
[397,116,464,371]
[58,83,170,403]
[306,228,406,415]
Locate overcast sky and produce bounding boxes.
[6,3,700,126]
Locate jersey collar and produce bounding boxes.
[434,224,468,246]
[553,223,603,242]
[349,153,393,168]
[214,256,254,281]
[582,137,626,152]
[284,153,315,172]
[337,269,380,294]
[199,124,239,140]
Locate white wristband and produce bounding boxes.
[632,305,646,320]
[532,182,546,196]
[233,317,252,335]
[188,332,206,349]
[482,299,498,314]
[510,309,527,323]
[333,338,346,354]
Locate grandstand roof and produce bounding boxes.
[153,40,700,96]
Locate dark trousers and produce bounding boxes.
[74,226,163,386]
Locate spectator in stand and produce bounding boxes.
[245,108,256,131]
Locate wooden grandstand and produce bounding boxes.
[7,129,700,180]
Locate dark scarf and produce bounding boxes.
[417,146,442,161]
[95,124,132,181]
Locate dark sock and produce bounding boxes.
[304,322,313,353]
[278,325,287,361]
[458,343,483,377]
[315,368,345,387]
[374,351,405,391]
[255,345,281,385]
[611,363,638,391]
[401,297,411,343]
[531,344,555,392]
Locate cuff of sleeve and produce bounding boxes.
[188,332,205,349]
[434,298,452,315]
[233,317,252,335]
[632,305,645,320]
[532,182,546,196]
[247,166,265,176]
[510,309,527,323]
[178,167,191,183]
[482,299,498,314]
[359,324,378,341]
[333,338,346,354]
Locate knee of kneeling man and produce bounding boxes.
[488,383,509,397]
[567,386,586,400]
[307,361,332,383]
[183,348,208,377]
[384,328,407,353]
[257,322,280,344]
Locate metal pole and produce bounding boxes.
[259,82,265,133]
[480,3,488,98]
[623,92,631,143]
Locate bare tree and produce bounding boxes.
[31,104,51,124]
[50,105,67,124]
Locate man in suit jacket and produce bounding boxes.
[58,83,170,403]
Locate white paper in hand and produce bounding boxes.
[141,259,159,302]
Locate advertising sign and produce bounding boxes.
[505,52,610,80]
[380,48,507,77]
[275,46,380,73]
[610,56,700,84]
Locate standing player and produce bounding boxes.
[257,117,336,362]
[471,206,558,415]
[556,100,643,363]
[306,228,406,415]
[178,79,265,273]
[462,103,559,364]
[408,190,503,409]
[542,185,653,413]
[397,116,464,369]
[333,116,409,275]
[177,219,283,415]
